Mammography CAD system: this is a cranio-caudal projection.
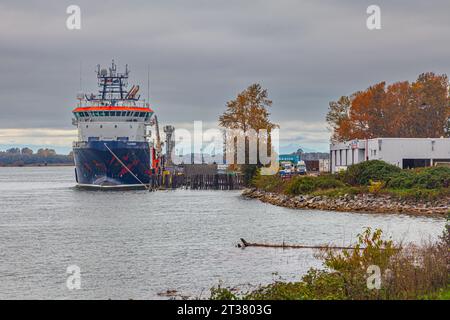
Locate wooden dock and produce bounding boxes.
[149,173,243,190]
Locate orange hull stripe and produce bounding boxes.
[73,106,154,113]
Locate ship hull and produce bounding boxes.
[73,141,152,188]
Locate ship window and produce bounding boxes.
[114,125,118,128]
[104,111,110,116]
[98,111,105,116]
[126,112,131,116]
[139,112,145,117]
[100,125,103,128]
[84,112,89,117]
[121,111,127,116]
[93,111,99,116]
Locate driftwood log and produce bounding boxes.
[238,238,362,250]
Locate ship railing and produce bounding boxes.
[78,100,148,108]
[73,141,87,148]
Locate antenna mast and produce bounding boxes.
[147,64,150,106]
[79,61,82,91]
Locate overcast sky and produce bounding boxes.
[1,0,450,153]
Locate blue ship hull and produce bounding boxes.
[73,141,152,188]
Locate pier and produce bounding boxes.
[149,173,243,191]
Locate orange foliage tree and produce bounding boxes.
[326,72,450,142]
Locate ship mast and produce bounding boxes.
[86,60,140,106]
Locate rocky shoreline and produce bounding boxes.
[242,188,449,216]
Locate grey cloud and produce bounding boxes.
[1,0,450,152]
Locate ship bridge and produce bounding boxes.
[72,61,155,143]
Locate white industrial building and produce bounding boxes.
[330,138,450,173]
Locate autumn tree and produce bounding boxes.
[327,72,450,142]
[37,148,57,157]
[219,84,277,176]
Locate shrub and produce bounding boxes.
[387,166,450,189]
[245,269,347,300]
[368,180,384,194]
[284,175,345,195]
[311,186,365,198]
[385,171,416,189]
[342,160,401,186]
[252,174,284,192]
[210,285,238,300]
[382,188,447,201]
[210,228,449,300]
[284,176,317,194]
[241,164,259,187]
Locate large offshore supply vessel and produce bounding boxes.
[72,61,159,188]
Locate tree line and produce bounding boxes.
[0,148,73,166]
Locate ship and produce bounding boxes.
[72,61,160,189]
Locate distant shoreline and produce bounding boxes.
[0,163,74,167]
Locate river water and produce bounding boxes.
[0,166,446,299]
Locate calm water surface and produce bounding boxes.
[0,167,446,299]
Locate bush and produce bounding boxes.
[382,188,448,201]
[241,164,259,187]
[342,160,401,186]
[368,180,384,194]
[284,175,345,195]
[252,174,284,192]
[387,166,450,189]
